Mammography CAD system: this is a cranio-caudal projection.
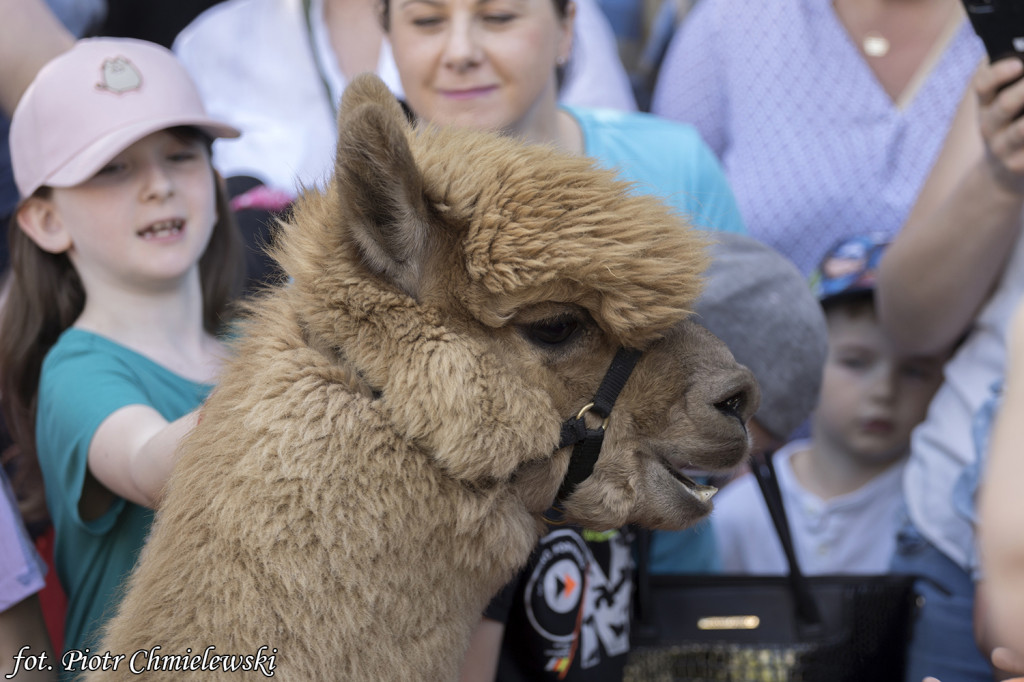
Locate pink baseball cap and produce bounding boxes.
[10,37,240,199]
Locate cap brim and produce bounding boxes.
[42,114,240,189]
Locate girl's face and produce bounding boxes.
[20,129,218,291]
[388,0,573,136]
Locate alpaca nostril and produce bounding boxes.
[714,392,746,420]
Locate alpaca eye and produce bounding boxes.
[523,318,580,347]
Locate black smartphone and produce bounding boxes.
[962,0,1024,63]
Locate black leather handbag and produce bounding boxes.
[626,452,919,682]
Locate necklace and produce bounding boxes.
[862,31,891,57]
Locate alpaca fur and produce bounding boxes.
[89,75,758,680]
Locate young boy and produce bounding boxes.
[712,234,952,575]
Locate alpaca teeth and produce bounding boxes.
[667,462,718,503]
[693,485,717,504]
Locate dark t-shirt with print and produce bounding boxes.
[486,525,634,681]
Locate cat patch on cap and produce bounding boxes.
[96,56,142,94]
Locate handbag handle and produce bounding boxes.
[632,524,658,641]
[749,450,824,631]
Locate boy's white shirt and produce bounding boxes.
[712,439,906,575]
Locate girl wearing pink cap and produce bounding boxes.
[0,37,243,667]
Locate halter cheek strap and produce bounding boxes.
[555,347,643,502]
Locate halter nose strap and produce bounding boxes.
[555,347,642,502]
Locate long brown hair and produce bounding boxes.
[0,127,245,518]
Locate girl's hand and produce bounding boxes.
[977,57,1024,194]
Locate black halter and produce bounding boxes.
[554,347,642,502]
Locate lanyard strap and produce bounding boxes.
[302,0,339,118]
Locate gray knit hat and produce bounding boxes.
[694,233,828,440]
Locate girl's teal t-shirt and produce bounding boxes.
[35,329,212,668]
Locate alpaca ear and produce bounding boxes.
[334,74,432,300]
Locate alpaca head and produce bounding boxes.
[275,74,758,533]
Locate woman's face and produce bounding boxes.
[388,0,573,136]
